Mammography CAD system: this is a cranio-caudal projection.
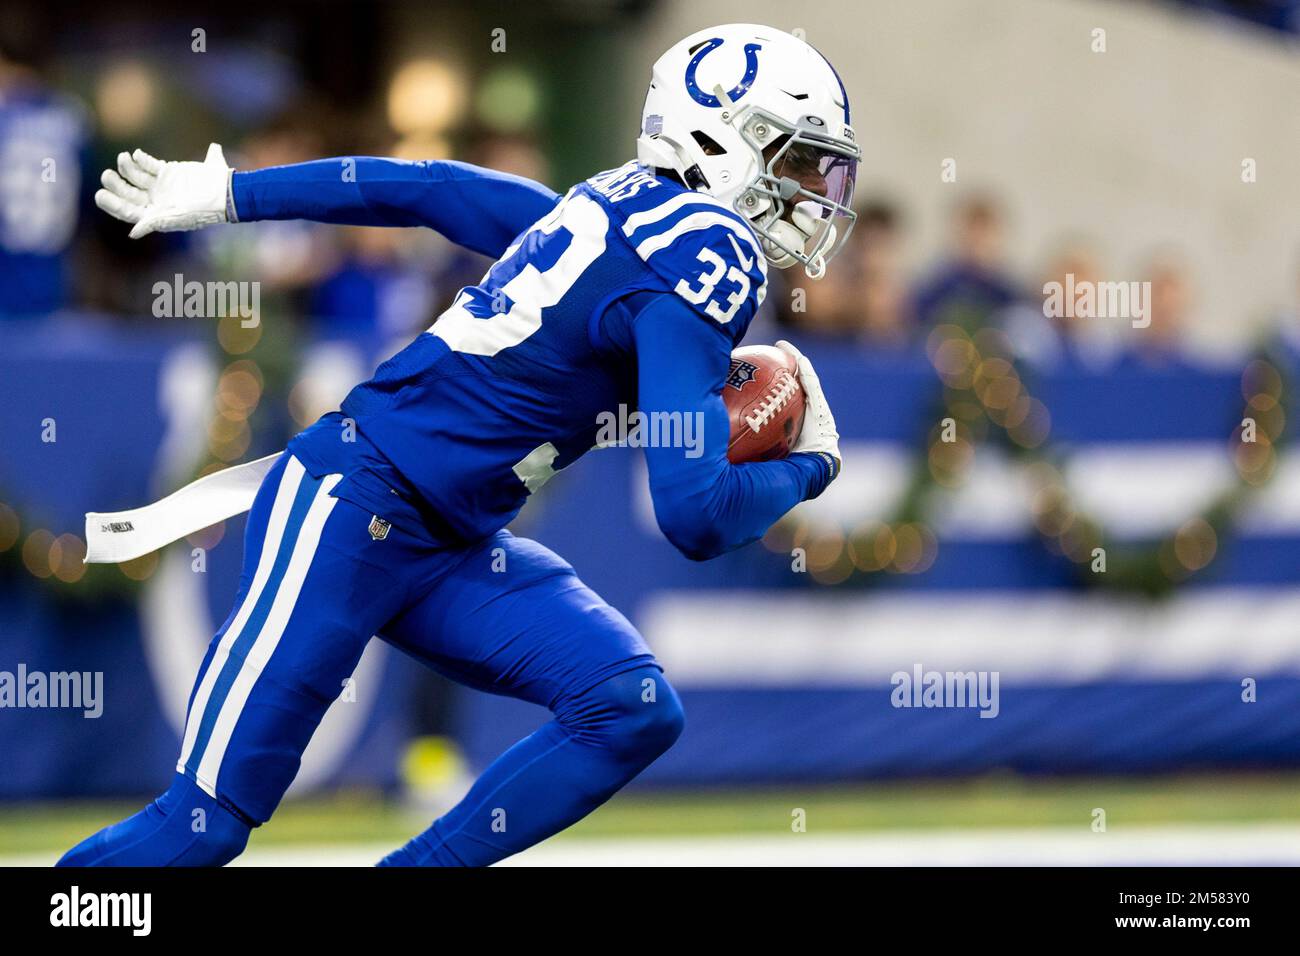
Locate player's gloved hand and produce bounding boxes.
[95,143,233,239]
[776,339,842,481]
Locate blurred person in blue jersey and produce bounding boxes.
[912,192,1020,333]
[308,225,438,355]
[289,225,440,432]
[0,20,91,319]
[60,24,859,867]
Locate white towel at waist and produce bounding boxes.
[84,452,281,564]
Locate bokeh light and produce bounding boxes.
[1173,518,1217,572]
[96,60,158,137]
[0,504,19,553]
[475,67,541,133]
[119,552,160,582]
[49,534,87,584]
[22,529,55,579]
[388,59,467,135]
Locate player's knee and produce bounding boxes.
[566,666,685,767]
[624,682,685,762]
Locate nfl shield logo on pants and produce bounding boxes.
[368,515,391,541]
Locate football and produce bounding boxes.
[723,345,807,463]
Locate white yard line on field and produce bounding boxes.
[7,821,1300,867]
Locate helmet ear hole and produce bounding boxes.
[690,130,727,156]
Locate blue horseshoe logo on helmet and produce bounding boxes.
[684,38,762,108]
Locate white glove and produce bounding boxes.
[95,143,232,239]
[776,339,842,478]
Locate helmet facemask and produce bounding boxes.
[726,105,860,279]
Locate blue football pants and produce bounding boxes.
[58,453,683,866]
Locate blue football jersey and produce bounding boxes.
[290,161,768,544]
[0,87,89,316]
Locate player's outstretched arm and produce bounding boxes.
[231,156,560,257]
[634,295,838,562]
[96,145,559,258]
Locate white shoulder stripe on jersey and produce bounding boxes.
[633,210,766,273]
[621,191,753,238]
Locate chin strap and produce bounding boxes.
[761,201,836,279]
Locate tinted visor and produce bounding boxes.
[770,134,858,266]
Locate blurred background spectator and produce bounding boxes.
[1001,238,1116,371]
[0,14,92,319]
[1120,250,1198,368]
[911,194,1020,335]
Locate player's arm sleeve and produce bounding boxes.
[230,157,560,258]
[634,294,835,562]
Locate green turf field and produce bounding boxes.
[3,772,1300,856]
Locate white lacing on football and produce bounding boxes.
[744,374,800,433]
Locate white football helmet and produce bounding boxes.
[637,23,861,279]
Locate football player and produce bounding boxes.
[62,23,859,866]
